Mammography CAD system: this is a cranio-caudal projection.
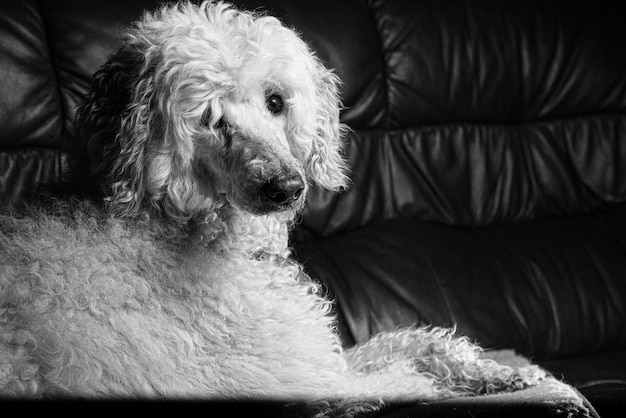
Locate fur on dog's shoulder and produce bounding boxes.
[1,196,188,251]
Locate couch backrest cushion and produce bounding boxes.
[294,0,626,239]
[0,0,172,202]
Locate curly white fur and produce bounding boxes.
[0,1,545,413]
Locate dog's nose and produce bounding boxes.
[263,175,305,205]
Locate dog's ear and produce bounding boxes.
[74,45,157,217]
[308,59,351,191]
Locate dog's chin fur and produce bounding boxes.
[0,0,546,410]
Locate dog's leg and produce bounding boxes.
[344,327,546,397]
[285,365,441,417]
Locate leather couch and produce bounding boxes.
[1,0,624,416]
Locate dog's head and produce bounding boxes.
[75,1,348,222]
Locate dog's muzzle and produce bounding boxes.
[262,174,305,206]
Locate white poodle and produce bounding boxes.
[0,1,545,414]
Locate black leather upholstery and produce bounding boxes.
[1,0,624,415]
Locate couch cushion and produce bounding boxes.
[539,349,626,418]
[294,204,626,360]
[295,121,626,240]
[375,377,599,418]
[290,0,626,236]
[0,149,68,203]
[339,0,626,128]
[0,1,65,149]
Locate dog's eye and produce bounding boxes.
[265,94,284,115]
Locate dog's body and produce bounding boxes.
[0,201,444,401]
[1,201,342,397]
[0,1,544,409]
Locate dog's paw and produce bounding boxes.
[483,364,547,394]
[511,364,547,388]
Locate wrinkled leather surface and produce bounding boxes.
[295,206,626,358]
[0,0,624,413]
[294,120,626,239]
[0,1,63,149]
[539,349,626,418]
[294,0,626,235]
[0,149,68,203]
